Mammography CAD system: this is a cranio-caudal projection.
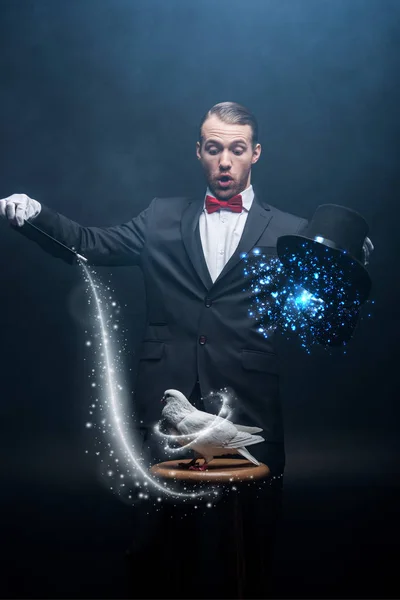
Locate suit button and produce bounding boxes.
[199,335,207,345]
[205,297,212,307]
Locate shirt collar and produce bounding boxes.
[203,184,254,212]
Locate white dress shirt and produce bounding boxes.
[199,184,254,283]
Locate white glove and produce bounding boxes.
[362,236,374,266]
[0,193,42,227]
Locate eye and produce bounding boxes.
[207,147,219,156]
[233,148,244,156]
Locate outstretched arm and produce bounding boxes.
[0,193,155,267]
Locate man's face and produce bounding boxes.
[196,114,261,200]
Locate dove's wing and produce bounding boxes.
[177,408,266,449]
[223,432,264,448]
[178,410,239,447]
[233,424,263,434]
[177,409,218,433]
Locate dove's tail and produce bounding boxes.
[237,447,260,466]
[234,424,263,434]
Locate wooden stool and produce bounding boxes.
[150,457,270,482]
[150,458,271,598]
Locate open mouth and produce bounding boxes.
[218,175,233,187]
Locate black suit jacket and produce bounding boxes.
[17,195,356,474]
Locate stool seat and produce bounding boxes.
[150,457,270,483]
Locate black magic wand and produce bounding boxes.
[23,219,88,263]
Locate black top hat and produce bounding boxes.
[276,204,372,305]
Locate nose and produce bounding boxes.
[219,150,232,171]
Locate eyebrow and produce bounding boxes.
[205,138,248,147]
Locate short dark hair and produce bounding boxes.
[198,101,259,146]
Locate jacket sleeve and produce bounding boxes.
[13,199,156,266]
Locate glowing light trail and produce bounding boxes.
[80,262,232,502]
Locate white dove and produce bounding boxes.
[157,388,264,470]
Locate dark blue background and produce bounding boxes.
[0,0,399,597]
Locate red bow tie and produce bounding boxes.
[205,194,243,214]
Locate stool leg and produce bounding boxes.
[234,493,246,599]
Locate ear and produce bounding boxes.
[196,141,201,160]
[251,143,262,165]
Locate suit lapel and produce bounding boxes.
[181,198,213,290]
[213,195,273,286]
[181,194,273,290]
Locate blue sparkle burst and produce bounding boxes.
[243,248,371,353]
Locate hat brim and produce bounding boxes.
[276,235,371,305]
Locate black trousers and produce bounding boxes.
[125,381,283,599]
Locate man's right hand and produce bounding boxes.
[0,194,42,227]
